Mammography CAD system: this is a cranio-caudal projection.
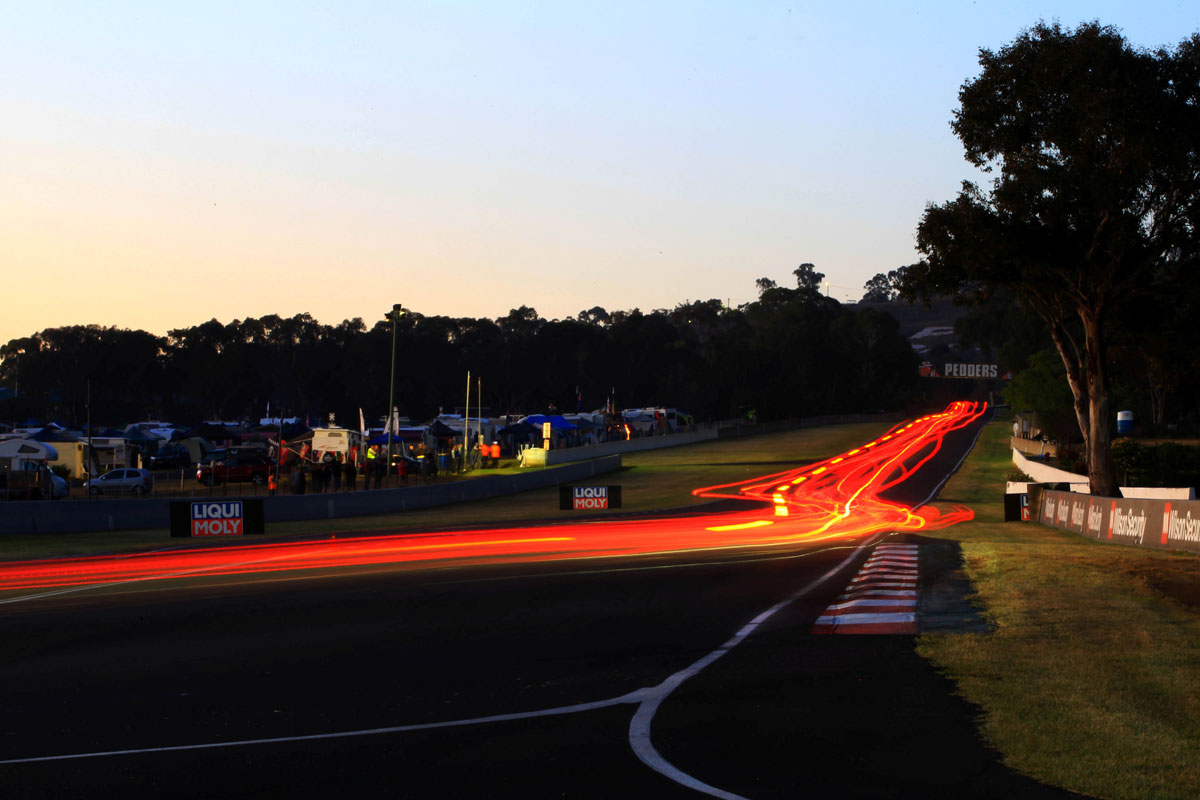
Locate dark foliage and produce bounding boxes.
[0,284,919,427]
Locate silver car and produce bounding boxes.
[85,468,154,496]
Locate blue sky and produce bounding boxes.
[2,2,1196,344]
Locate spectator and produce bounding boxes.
[329,455,341,492]
[290,463,306,495]
[374,455,386,489]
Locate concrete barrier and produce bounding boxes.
[1120,486,1196,500]
[519,429,718,467]
[1011,436,1059,458]
[1013,449,1194,500]
[0,456,623,535]
[1012,448,1089,492]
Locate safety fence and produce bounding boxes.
[0,456,623,536]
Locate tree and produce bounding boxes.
[792,263,824,293]
[896,22,1200,496]
[860,271,898,303]
[1004,349,1080,449]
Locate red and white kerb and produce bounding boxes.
[811,543,919,634]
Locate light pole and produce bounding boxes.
[386,304,405,473]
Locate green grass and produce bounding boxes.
[0,422,888,560]
[917,418,1200,800]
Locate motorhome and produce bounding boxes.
[0,439,57,500]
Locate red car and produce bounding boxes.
[196,454,275,487]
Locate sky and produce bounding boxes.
[3,1,1197,346]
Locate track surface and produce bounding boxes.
[1,406,1078,798]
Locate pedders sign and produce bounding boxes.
[559,485,623,511]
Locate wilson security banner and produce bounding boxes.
[1035,489,1200,554]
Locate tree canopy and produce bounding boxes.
[0,274,919,428]
[897,21,1200,495]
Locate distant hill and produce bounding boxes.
[853,297,988,364]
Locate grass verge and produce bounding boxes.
[917,419,1200,800]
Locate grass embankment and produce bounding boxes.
[918,419,1200,800]
[1,423,887,561]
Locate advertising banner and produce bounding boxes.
[1036,490,1200,554]
[171,500,265,538]
[559,485,623,511]
[919,362,1010,380]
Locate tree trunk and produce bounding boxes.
[1082,312,1119,497]
[1047,323,1091,454]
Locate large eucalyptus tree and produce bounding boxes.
[898,22,1200,495]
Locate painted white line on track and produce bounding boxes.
[627,536,878,800]
[0,689,652,765]
[814,612,917,626]
[0,540,872,782]
[826,599,915,611]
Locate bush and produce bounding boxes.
[1111,439,1200,488]
[50,464,72,480]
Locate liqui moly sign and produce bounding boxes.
[559,485,623,511]
[191,501,245,536]
[574,486,609,510]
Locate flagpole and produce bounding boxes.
[463,371,471,472]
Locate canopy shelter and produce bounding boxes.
[499,421,539,437]
[521,414,580,431]
[367,428,425,446]
[30,427,79,443]
[427,420,461,439]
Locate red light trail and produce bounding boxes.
[0,402,986,596]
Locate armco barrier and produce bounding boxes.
[0,456,622,535]
[1035,487,1200,555]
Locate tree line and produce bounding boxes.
[0,268,919,428]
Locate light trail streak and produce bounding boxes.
[0,403,986,595]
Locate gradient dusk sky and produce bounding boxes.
[3,2,1196,346]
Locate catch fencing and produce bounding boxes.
[0,456,622,536]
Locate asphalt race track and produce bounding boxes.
[1,404,1080,799]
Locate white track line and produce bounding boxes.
[627,537,877,800]
[0,689,651,765]
[0,543,865,769]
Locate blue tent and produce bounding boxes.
[367,432,408,446]
[522,414,579,431]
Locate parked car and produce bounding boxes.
[85,468,154,496]
[196,454,275,486]
[150,445,191,470]
[50,472,69,499]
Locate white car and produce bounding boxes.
[85,468,154,496]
